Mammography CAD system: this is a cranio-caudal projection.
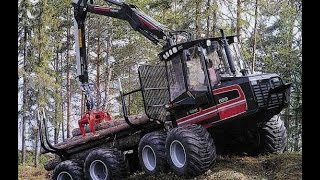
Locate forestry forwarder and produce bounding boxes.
[39,0,292,179]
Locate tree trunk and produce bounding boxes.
[284,107,290,152]
[96,25,101,108]
[294,93,300,151]
[34,126,40,167]
[54,49,59,144]
[104,23,113,110]
[60,52,65,141]
[211,4,217,37]
[21,79,27,165]
[206,0,211,38]
[21,25,28,165]
[251,0,259,72]
[105,67,113,110]
[236,0,241,41]
[195,0,201,38]
[66,7,71,138]
[81,92,84,115]
[61,105,65,141]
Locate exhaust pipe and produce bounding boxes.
[220,29,236,75]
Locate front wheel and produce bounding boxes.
[166,124,216,177]
[258,115,287,154]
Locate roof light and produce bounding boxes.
[206,40,211,47]
[163,54,167,60]
[172,47,178,53]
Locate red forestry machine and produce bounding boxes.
[39,0,291,179]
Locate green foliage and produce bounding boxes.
[18,150,53,166]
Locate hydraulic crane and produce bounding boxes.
[72,0,182,135]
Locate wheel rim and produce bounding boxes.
[57,171,73,180]
[170,140,186,168]
[89,160,108,180]
[142,145,156,171]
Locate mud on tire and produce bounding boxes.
[52,160,83,180]
[84,148,128,180]
[138,131,168,175]
[166,124,216,177]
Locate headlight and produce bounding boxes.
[272,77,280,83]
[251,80,258,85]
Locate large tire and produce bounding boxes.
[259,115,287,154]
[84,148,128,180]
[138,131,168,175]
[166,124,216,177]
[52,160,83,180]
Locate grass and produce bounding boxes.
[18,165,50,180]
[18,152,302,180]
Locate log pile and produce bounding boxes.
[41,114,150,154]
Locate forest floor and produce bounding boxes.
[18,152,301,180]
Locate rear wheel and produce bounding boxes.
[166,124,216,177]
[84,148,128,180]
[52,160,83,180]
[138,131,168,175]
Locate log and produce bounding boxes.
[41,115,150,154]
[72,117,127,137]
[68,132,141,160]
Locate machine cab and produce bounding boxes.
[159,35,249,117]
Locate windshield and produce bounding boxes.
[206,41,231,77]
[228,42,249,75]
[206,39,249,77]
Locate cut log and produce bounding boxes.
[41,115,150,154]
[70,132,141,159]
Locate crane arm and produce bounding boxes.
[72,0,170,111]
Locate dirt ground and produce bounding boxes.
[18,152,301,180]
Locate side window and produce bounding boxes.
[206,47,221,86]
[185,47,207,91]
[207,58,219,86]
[169,55,186,101]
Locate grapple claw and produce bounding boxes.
[78,111,112,136]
